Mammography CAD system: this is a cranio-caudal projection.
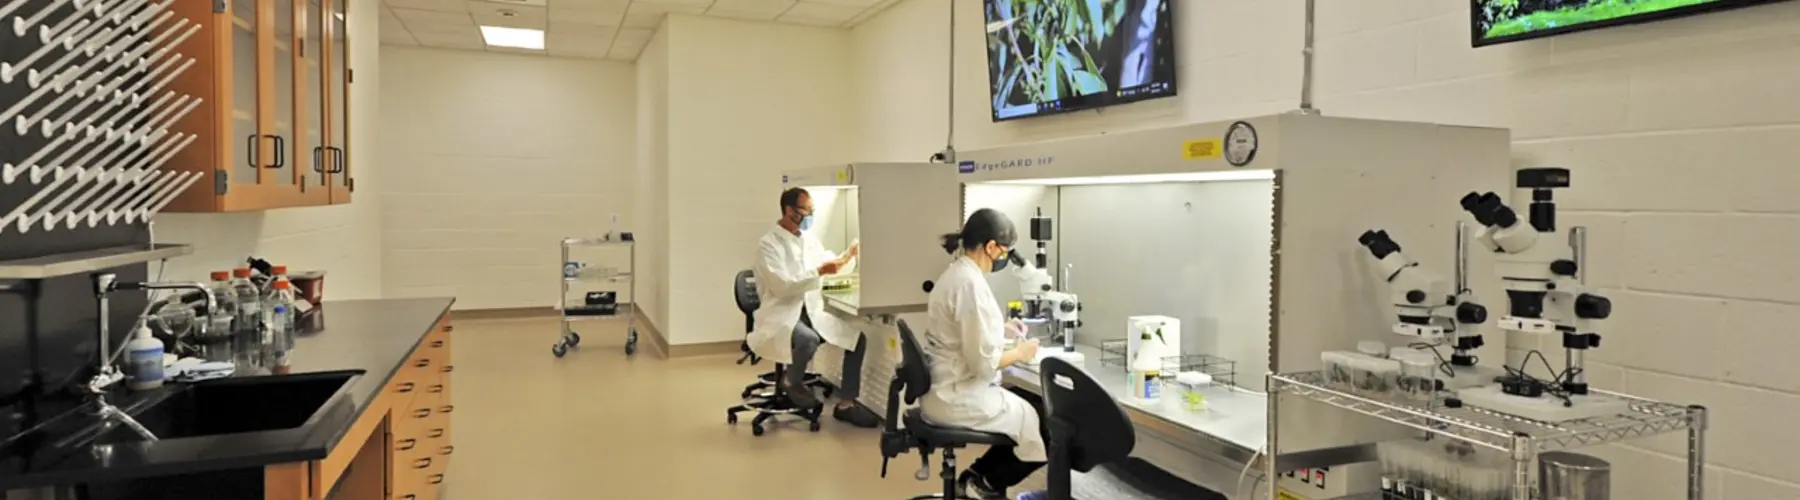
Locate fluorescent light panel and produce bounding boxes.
[479,25,544,50]
[986,169,1277,186]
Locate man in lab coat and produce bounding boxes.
[747,187,881,428]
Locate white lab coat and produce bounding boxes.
[748,224,855,364]
[918,256,1047,462]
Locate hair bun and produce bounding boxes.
[941,233,962,254]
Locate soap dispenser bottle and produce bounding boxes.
[126,325,166,391]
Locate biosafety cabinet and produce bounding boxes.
[958,113,1513,391]
[782,162,960,317]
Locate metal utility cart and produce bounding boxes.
[555,237,637,357]
[1265,371,1708,500]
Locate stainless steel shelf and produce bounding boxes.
[0,244,194,280]
[563,272,633,282]
[1270,371,1700,454]
[561,237,634,247]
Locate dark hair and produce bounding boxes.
[779,187,810,212]
[941,208,1018,255]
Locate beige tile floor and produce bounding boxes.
[443,316,1044,500]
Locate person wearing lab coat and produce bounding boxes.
[921,208,1049,499]
[747,187,882,428]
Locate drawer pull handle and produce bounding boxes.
[431,340,444,348]
[402,496,417,500]
[397,382,415,393]
[397,438,417,451]
[445,325,455,332]
[416,359,431,368]
[414,457,432,469]
[440,445,455,455]
[429,384,444,393]
[414,408,431,418]
[440,405,454,414]
[428,429,444,438]
[429,474,445,484]
[441,365,455,373]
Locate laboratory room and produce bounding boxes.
[0,0,1792,499]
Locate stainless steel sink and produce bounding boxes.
[86,370,364,445]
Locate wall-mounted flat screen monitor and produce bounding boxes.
[1475,0,1791,46]
[985,0,1177,122]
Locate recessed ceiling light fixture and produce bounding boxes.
[479,25,544,50]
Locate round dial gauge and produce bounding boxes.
[1225,121,1259,167]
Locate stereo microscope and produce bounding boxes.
[1457,168,1625,421]
[1012,208,1083,364]
[1358,229,1491,377]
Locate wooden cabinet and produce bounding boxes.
[165,0,352,212]
[263,313,453,500]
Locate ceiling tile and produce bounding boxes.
[547,21,615,56]
[803,0,881,7]
[607,42,645,60]
[623,1,705,29]
[385,0,470,13]
[482,0,548,5]
[394,8,480,35]
[380,6,422,44]
[467,1,548,28]
[413,30,487,50]
[705,8,781,21]
[549,0,630,26]
[633,0,716,7]
[708,0,793,18]
[779,2,862,25]
[612,27,655,46]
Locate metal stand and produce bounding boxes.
[1266,372,1709,500]
[555,237,638,357]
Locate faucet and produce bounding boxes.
[84,273,219,442]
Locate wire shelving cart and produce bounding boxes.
[1266,371,1708,500]
[555,237,637,357]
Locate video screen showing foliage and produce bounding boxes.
[985,0,1176,121]
[1477,0,1760,44]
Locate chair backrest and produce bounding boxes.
[894,320,933,405]
[1039,357,1135,472]
[734,270,759,315]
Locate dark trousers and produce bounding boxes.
[968,386,1049,490]
[786,308,866,402]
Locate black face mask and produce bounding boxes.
[989,247,1015,273]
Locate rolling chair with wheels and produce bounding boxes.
[879,320,1016,499]
[1038,357,1229,500]
[725,269,826,436]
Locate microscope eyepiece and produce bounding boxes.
[1358,230,1401,259]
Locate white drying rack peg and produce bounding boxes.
[81,133,193,228]
[14,14,187,136]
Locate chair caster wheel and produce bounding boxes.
[740,389,755,399]
[727,413,738,425]
[551,344,568,358]
[752,425,765,436]
[624,341,637,355]
[809,421,821,432]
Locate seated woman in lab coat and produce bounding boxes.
[922,208,1050,500]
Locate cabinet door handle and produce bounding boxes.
[445,325,454,332]
[396,438,417,451]
[439,405,454,414]
[328,147,345,173]
[397,382,415,393]
[413,408,431,418]
[312,146,325,173]
[441,365,454,373]
[439,446,454,456]
[428,474,444,484]
[430,340,445,348]
[427,428,444,438]
[413,457,432,469]
[415,358,430,368]
[428,384,443,394]
[244,134,258,168]
[267,134,285,168]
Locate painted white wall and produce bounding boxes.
[635,27,672,336]
[375,46,637,311]
[660,14,854,346]
[153,0,385,300]
[853,0,1800,496]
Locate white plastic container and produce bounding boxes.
[1349,354,1402,397]
[1173,372,1212,412]
[1395,351,1439,402]
[126,326,165,391]
[1321,351,1357,389]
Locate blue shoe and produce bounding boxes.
[1015,490,1049,500]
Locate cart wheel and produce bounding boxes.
[752,424,765,436]
[627,328,638,343]
[552,344,568,358]
[821,386,835,398]
[809,421,822,432]
[624,341,637,355]
[727,412,738,425]
[566,332,582,347]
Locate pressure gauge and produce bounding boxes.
[1225,121,1259,167]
